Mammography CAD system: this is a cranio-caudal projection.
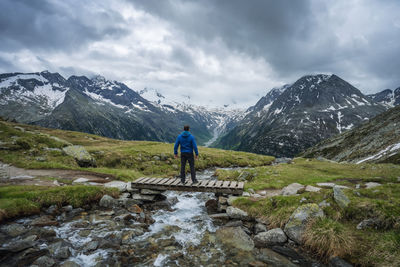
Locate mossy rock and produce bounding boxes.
[63,145,96,167]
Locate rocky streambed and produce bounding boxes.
[0,169,335,267]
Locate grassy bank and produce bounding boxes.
[0,185,119,222]
[216,159,400,266]
[0,120,274,181]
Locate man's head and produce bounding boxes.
[184,125,190,131]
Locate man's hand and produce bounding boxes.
[174,154,178,159]
[195,155,198,160]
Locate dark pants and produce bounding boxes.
[180,153,196,182]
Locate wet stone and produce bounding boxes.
[0,224,28,237]
[31,215,58,226]
[33,255,56,267]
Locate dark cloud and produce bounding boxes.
[0,0,129,52]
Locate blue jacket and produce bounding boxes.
[174,131,198,155]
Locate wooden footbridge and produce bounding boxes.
[131,177,244,195]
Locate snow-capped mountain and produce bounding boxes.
[214,74,388,157]
[368,88,400,107]
[0,71,243,145]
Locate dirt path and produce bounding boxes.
[0,161,114,186]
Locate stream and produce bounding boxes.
[0,169,317,267]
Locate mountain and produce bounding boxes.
[301,105,400,164]
[368,88,400,107]
[213,74,388,157]
[0,71,243,145]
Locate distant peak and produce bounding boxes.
[92,75,106,83]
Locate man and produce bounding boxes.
[174,125,199,184]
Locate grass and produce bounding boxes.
[215,157,400,190]
[0,120,275,181]
[0,185,119,222]
[218,158,400,266]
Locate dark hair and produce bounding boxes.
[184,125,190,131]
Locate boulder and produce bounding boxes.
[48,241,71,259]
[131,193,156,202]
[104,181,127,192]
[0,224,28,237]
[255,248,298,267]
[31,215,58,226]
[254,228,287,247]
[329,256,353,267]
[317,183,349,189]
[215,226,254,251]
[281,183,304,196]
[33,256,56,267]
[225,220,243,227]
[242,192,251,197]
[72,178,90,184]
[284,203,324,244]
[0,240,35,252]
[254,223,268,234]
[305,185,321,192]
[140,188,164,195]
[226,206,249,220]
[218,196,228,205]
[333,186,350,209]
[205,199,218,214]
[99,195,117,208]
[356,218,380,230]
[126,182,139,193]
[127,204,143,213]
[365,182,381,189]
[62,145,96,167]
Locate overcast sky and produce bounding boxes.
[1,0,399,108]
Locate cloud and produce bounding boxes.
[0,0,399,107]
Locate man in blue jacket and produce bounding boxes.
[174,125,199,184]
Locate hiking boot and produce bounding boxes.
[192,179,199,184]
[181,179,186,184]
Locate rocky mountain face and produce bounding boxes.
[0,71,243,145]
[301,105,400,164]
[368,88,400,107]
[213,74,387,157]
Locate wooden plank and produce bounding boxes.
[237,182,244,189]
[214,181,223,188]
[206,180,216,188]
[222,181,231,188]
[229,181,238,188]
[199,180,209,187]
[155,178,168,185]
[132,177,146,183]
[185,180,193,187]
[137,177,152,184]
[171,179,182,186]
[145,178,158,184]
[164,178,177,185]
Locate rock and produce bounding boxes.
[48,241,71,259]
[127,204,143,213]
[254,223,268,234]
[84,241,99,252]
[251,193,262,198]
[119,192,131,199]
[215,227,254,251]
[281,183,305,196]
[227,196,238,206]
[46,205,58,215]
[14,126,25,132]
[305,185,321,192]
[355,184,360,189]
[99,195,117,208]
[225,220,243,227]
[122,198,142,207]
[33,256,56,266]
[104,181,127,192]
[365,182,381,189]
[140,188,164,195]
[318,200,331,208]
[205,199,218,214]
[218,204,228,212]
[226,206,249,220]
[333,186,350,209]
[218,196,228,205]
[126,182,139,193]
[329,256,353,267]
[271,246,308,265]
[274,158,293,164]
[31,215,58,226]
[249,260,268,267]
[35,156,47,162]
[255,248,298,267]
[254,228,287,247]
[53,180,61,186]
[72,177,90,184]
[32,228,57,238]
[248,188,255,194]
[131,193,156,202]
[168,196,179,206]
[0,240,35,252]
[300,197,307,203]
[60,261,81,267]
[153,156,161,161]
[317,183,349,189]
[284,203,325,244]
[99,210,115,216]
[209,213,230,223]
[242,192,251,197]
[356,218,380,230]
[0,224,28,237]
[62,145,96,167]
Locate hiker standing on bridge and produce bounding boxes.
[174,125,199,184]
